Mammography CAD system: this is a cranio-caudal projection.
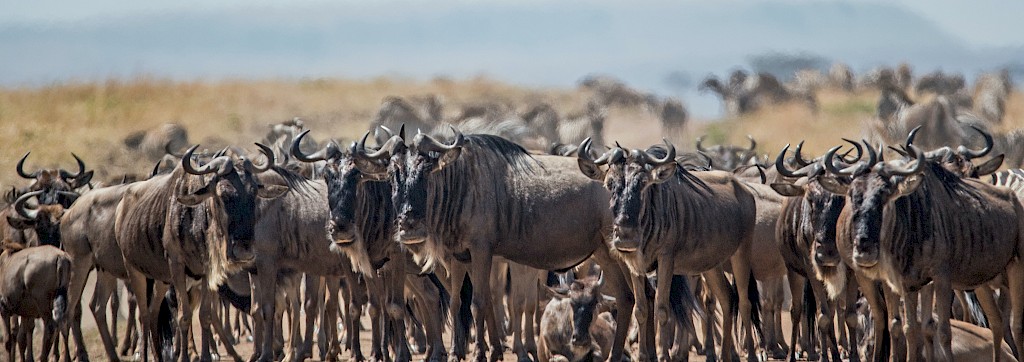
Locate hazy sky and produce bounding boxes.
[4,0,1023,47]
[3,1,1022,117]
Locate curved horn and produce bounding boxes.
[59,153,86,180]
[905,125,922,148]
[643,139,676,165]
[886,145,927,176]
[824,146,857,176]
[379,125,395,138]
[841,138,864,163]
[252,143,275,172]
[958,125,993,159]
[862,139,878,168]
[292,130,337,162]
[151,159,163,177]
[417,126,465,154]
[359,131,404,160]
[746,135,757,152]
[774,144,805,178]
[182,145,221,175]
[13,190,42,220]
[578,137,597,164]
[16,152,39,179]
[695,136,707,152]
[793,141,811,167]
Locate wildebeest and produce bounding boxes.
[0,242,71,362]
[695,135,758,171]
[123,123,190,162]
[12,152,92,207]
[291,130,450,362]
[824,143,1024,361]
[114,144,287,362]
[3,190,72,248]
[659,98,689,145]
[701,72,817,116]
[915,70,966,96]
[973,70,1013,124]
[828,63,855,92]
[558,101,607,148]
[368,96,444,144]
[578,139,760,361]
[578,75,659,111]
[538,273,616,362]
[351,130,644,362]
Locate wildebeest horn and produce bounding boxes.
[182,145,232,176]
[13,190,42,220]
[578,138,598,164]
[888,146,909,157]
[151,159,163,177]
[596,271,605,288]
[885,145,927,176]
[695,136,707,152]
[417,126,465,154]
[746,135,757,152]
[359,131,404,160]
[841,138,863,163]
[16,152,39,179]
[793,141,811,167]
[643,139,676,165]
[824,146,861,176]
[774,144,805,178]
[379,125,394,138]
[292,130,339,162]
[59,153,86,180]
[957,125,993,159]
[251,143,275,173]
[863,139,878,168]
[905,125,922,148]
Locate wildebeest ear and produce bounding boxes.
[71,171,94,189]
[577,159,606,181]
[770,183,805,197]
[257,184,289,199]
[817,177,849,195]
[895,175,923,199]
[177,183,215,206]
[973,154,1004,177]
[433,148,462,173]
[6,215,35,230]
[545,286,569,299]
[650,163,677,184]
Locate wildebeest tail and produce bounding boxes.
[747,271,764,342]
[218,282,252,314]
[962,290,987,328]
[669,275,701,332]
[427,272,451,324]
[803,279,816,343]
[158,287,177,361]
[52,257,70,324]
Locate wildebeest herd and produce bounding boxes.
[3,63,1024,362]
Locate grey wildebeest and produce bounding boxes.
[368,96,444,145]
[291,130,450,362]
[577,139,760,362]
[114,144,287,362]
[695,135,758,171]
[771,142,865,362]
[538,273,616,362]
[351,130,646,362]
[0,242,70,362]
[823,143,1024,362]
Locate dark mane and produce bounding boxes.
[645,145,711,192]
[463,134,539,173]
[269,164,314,193]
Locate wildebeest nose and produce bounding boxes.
[814,250,840,267]
[853,247,879,267]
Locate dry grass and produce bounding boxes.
[3,77,1024,191]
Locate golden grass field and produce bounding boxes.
[4,76,1024,360]
[4,76,1024,193]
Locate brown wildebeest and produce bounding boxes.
[12,152,93,207]
[659,98,689,145]
[352,130,647,362]
[292,131,450,362]
[114,144,287,362]
[824,143,1024,362]
[0,242,70,362]
[538,273,617,362]
[4,190,74,248]
[579,139,760,361]
[771,142,866,362]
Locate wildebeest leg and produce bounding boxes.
[41,312,58,362]
[785,272,805,362]
[842,276,861,362]
[383,263,412,362]
[448,263,470,362]
[406,276,447,362]
[591,248,639,362]
[90,272,123,361]
[655,254,676,362]
[729,246,759,362]
[124,271,166,362]
[364,275,386,361]
[918,284,934,362]
[760,276,787,360]
[166,266,193,362]
[930,278,954,362]
[65,257,95,361]
[902,290,922,362]
[121,290,140,357]
[807,279,841,362]
[199,289,242,362]
[632,273,656,361]
[254,262,279,362]
[2,316,12,361]
[974,285,1004,362]
[704,269,736,362]
[322,276,342,362]
[299,275,322,361]
[19,317,33,362]
[468,251,504,362]
[1006,261,1024,360]
[883,287,906,362]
